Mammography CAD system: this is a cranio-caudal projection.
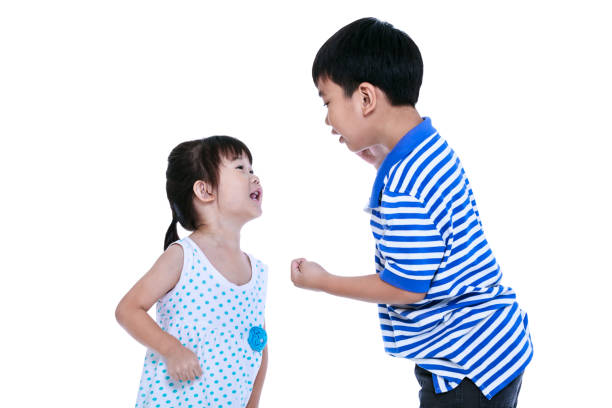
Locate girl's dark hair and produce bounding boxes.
[312,17,423,107]
[164,136,252,250]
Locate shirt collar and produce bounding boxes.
[368,117,437,208]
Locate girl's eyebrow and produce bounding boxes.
[230,155,247,162]
[232,159,252,168]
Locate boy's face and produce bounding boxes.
[317,77,377,153]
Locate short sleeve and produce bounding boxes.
[377,191,446,293]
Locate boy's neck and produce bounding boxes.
[378,105,423,152]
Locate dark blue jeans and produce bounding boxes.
[414,365,523,408]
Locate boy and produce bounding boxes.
[291,17,532,408]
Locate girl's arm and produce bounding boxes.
[115,244,202,381]
[246,331,268,408]
[290,258,426,304]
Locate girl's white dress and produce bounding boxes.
[135,237,268,408]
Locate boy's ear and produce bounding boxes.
[193,180,215,203]
[358,82,377,116]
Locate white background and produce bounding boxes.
[1,1,611,406]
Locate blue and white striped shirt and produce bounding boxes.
[368,117,533,399]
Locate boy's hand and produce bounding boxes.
[290,258,331,291]
[165,343,203,382]
[356,144,389,169]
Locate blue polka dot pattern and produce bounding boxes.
[135,237,268,408]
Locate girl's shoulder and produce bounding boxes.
[167,237,198,261]
[159,237,196,278]
[156,239,188,270]
[248,254,268,271]
[244,253,269,285]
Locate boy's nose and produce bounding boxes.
[251,175,260,184]
[325,114,338,134]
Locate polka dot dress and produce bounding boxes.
[135,237,268,408]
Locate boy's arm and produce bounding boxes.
[291,259,426,304]
[292,193,445,304]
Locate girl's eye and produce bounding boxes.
[236,165,253,174]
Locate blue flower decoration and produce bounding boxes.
[248,326,267,352]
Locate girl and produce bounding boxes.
[116,136,268,408]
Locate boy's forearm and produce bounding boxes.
[246,346,268,408]
[322,273,425,304]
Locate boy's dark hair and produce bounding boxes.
[312,17,423,106]
[164,136,252,250]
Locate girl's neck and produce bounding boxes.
[191,224,241,252]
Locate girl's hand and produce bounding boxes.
[165,343,203,382]
[355,144,389,169]
[290,258,331,291]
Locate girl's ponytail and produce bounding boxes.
[164,218,180,250]
[164,202,183,250]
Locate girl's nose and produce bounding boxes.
[325,114,330,126]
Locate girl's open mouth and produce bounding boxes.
[250,189,262,201]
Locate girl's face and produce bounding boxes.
[215,154,262,221]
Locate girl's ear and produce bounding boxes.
[193,180,215,203]
[357,82,377,116]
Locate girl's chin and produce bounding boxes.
[246,208,263,219]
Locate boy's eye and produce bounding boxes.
[236,165,244,169]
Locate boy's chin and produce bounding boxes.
[353,144,376,155]
[346,143,362,153]
[347,138,376,153]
